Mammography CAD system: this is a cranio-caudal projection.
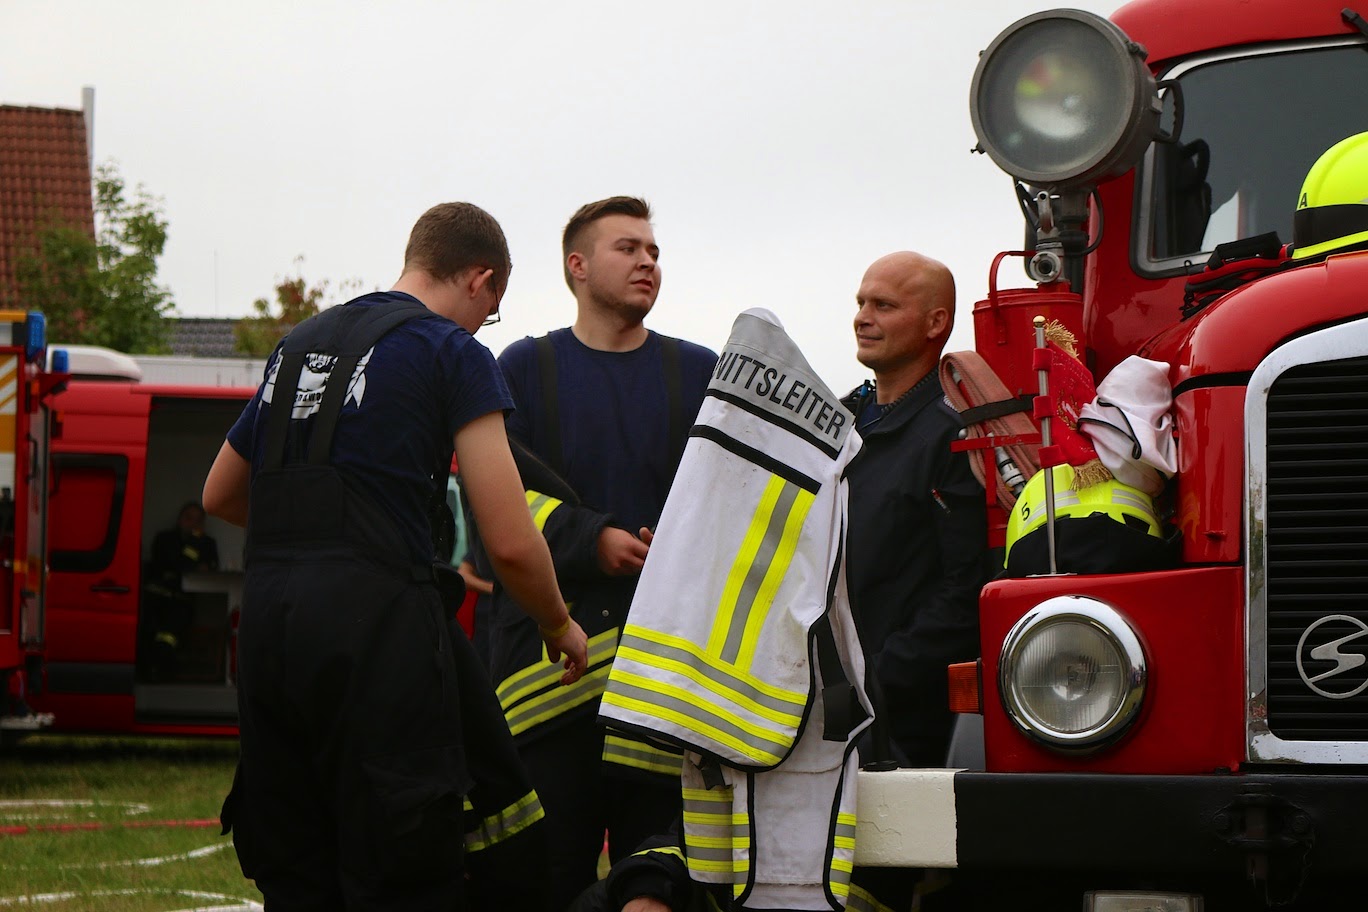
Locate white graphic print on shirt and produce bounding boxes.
[261,347,374,418]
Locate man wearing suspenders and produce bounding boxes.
[203,202,587,910]
[482,196,717,910]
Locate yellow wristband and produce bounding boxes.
[540,617,571,639]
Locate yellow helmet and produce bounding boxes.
[1292,131,1368,262]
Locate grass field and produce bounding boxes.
[0,734,263,911]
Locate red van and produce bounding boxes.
[33,348,256,737]
[31,348,478,738]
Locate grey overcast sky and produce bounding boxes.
[3,0,1120,393]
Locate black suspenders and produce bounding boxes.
[262,300,431,471]
[532,332,687,476]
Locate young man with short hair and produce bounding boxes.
[204,201,586,911]
[484,196,718,910]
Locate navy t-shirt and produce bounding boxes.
[499,328,717,533]
[227,291,513,562]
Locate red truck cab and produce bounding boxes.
[852,3,1368,909]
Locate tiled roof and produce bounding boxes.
[0,105,94,309]
[168,317,247,358]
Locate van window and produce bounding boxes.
[50,454,128,572]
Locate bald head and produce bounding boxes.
[863,251,955,335]
[854,251,956,400]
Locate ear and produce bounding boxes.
[926,306,951,341]
[566,250,588,284]
[469,267,495,300]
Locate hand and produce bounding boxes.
[623,898,671,912]
[638,526,654,546]
[597,526,650,576]
[457,560,494,596]
[541,618,588,685]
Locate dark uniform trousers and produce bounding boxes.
[220,298,541,911]
[227,548,470,911]
[520,719,681,911]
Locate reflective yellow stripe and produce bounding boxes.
[498,629,618,736]
[708,477,815,671]
[504,664,612,736]
[496,627,615,709]
[831,812,859,896]
[736,486,813,668]
[710,476,785,656]
[525,489,563,531]
[633,845,685,862]
[601,671,791,765]
[616,642,804,727]
[602,734,684,776]
[622,626,808,708]
[464,789,545,853]
[844,883,896,912]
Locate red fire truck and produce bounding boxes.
[853,1,1368,909]
[0,311,67,741]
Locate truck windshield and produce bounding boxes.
[1142,39,1368,270]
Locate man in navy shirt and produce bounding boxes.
[483,196,717,910]
[203,202,587,911]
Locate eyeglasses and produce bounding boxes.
[481,269,504,326]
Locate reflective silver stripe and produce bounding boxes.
[682,791,747,844]
[498,630,617,735]
[619,631,806,719]
[503,664,611,735]
[602,735,684,776]
[464,790,545,853]
[834,820,857,842]
[497,629,617,709]
[719,480,803,664]
[683,840,737,863]
[603,676,792,762]
[1111,487,1159,522]
[525,490,563,531]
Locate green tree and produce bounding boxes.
[235,258,359,356]
[15,161,175,353]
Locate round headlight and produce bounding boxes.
[970,9,1161,188]
[999,596,1146,752]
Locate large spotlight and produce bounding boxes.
[971,10,1162,189]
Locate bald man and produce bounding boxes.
[842,251,989,767]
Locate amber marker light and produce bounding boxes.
[947,660,983,714]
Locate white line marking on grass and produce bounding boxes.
[0,798,150,821]
[68,840,233,869]
[10,841,232,872]
[0,888,262,909]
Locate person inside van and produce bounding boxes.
[141,501,219,680]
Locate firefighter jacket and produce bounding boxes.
[483,438,688,779]
[840,376,988,767]
[601,307,874,910]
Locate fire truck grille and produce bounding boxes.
[1264,355,1368,741]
